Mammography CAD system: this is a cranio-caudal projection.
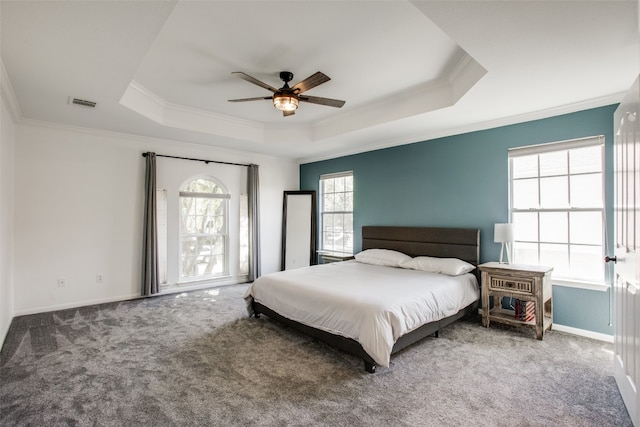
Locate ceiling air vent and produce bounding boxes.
[69,97,97,108]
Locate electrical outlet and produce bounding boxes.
[96,274,103,284]
[57,277,67,287]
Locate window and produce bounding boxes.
[320,172,354,254]
[179,177,230,280]
[509,136,605,285]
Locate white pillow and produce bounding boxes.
[354,249,411,267]
[400,256,475,276]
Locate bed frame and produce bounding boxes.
[251,225,480,373]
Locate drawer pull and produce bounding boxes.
[490,277,533,293]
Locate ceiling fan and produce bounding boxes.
[228,71,346,117]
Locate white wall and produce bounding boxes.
[13,123,298,315]
[0,93,16,343]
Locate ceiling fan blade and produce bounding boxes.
[291,72,330,94]
[299,95,345,108]
[283,110,295,117]
[228,96,272,102]
[231,72,278,93]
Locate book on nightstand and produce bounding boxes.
[515,299,535,322]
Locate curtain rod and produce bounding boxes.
[142,152,255,168]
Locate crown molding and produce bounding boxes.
[120,80,266,143]
[0,58,23,122]
[16,116,292,164]
[120,50,486,147]
[127,80,260,129]
[447,51,476,84]
[297,94,622,164]
[449,52,488,103]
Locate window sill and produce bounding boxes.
[161,274,248,290]
[176,275,231,285]
[552,278,610,292]
[317,250,354,263]
[317,250,353,256]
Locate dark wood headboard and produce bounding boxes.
[361,226,480,266]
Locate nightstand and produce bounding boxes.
[479,262,553,340]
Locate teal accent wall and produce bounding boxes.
[300,105,616,336]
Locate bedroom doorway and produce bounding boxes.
[612,76,640,427]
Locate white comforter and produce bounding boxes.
[244,261,479,367]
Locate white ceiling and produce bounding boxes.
[2,1,639,163]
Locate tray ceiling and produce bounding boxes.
[1,1,638,162]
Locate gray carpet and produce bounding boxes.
[0,284,632,426]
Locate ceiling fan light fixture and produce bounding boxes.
[273,94,299,112]
[229,71,344,115]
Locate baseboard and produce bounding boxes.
[13,293,141,317]
[11,282,247,317]
[477,308,614,343]
[1,315,12,350]
[551,323,613,343]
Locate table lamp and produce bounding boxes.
[494,223,513,264]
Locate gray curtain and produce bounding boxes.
[247,164,261,281]
[142,152,159,295]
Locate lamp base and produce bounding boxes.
[499,242,511,264]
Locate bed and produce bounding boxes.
[245,226,480,373]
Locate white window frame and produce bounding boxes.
[319,171,354,255]
[238,194,249,277]
[157,189,168,285]
[509,135,607,291]
[178,177,230,282]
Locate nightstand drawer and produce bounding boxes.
[489,275,533,295]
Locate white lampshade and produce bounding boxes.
[494,223,514,264]
[494,223,514,243]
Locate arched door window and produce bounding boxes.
[179,177,229,279]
